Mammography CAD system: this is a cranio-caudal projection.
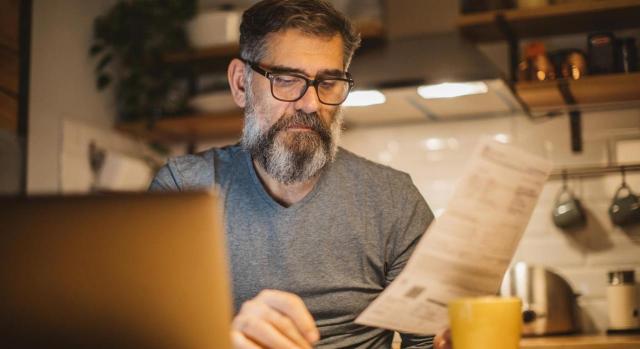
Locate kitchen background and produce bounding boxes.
[1,0,639,335]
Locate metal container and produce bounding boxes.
[500,262,580,336]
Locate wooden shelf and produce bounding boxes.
[116,110,243,143]
[144,21,385,142]
[516,72,640,113]
[457,0,640,42]
[164,42,239,64]
[164,20,385,64]
[520,334,640,349]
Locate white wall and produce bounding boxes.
[340,108,640,333]
[28,0,118,194]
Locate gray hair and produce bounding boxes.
[239,0,361,68]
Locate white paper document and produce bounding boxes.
[355,140,552,334]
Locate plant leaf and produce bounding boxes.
[97,74,111,90]
[89,44,103,56]
[96,54,113,72]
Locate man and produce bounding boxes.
[150,1,449,348]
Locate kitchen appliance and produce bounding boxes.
[607,270,640,333]
[501,262,580,336]
[344,1,522,125]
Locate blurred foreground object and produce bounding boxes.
[0,192,232,348]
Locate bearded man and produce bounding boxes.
[150,1,449,348]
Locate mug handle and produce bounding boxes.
[611,183,633,204]
[555,186,576,204]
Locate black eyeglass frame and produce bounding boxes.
[246,61,355,106]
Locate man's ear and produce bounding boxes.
[228,58,247,108]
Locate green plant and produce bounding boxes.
[90,0,197,122]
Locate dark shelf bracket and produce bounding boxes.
[495,14,519,83]
[557,80,582,153]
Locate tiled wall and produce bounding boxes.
[340,108,640,333]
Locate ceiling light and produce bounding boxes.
[343,90,386,107]
[417,81,488,99]
[422,138,446,151]
[493,133,511,143]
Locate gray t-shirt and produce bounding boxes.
[150,145,435,349]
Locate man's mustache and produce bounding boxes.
[265,111,332,143]
[271,111,327,134]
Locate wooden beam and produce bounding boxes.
[0,0,20,51]
[0,45,19,95]
[0,90,18,132]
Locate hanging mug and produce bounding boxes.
[609,184,640,226]
[552,187,587,229]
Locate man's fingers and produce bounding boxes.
[257,290,319,343]
[443,328,451,341]
[236,299,313,349]
[231,330,263,349]
[234,313,308,349]
[232,289,320,349]
[434,328,452,349]
[263,305,313,348]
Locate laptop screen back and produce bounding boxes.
[0,192,232,349]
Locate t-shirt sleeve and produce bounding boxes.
[385,173,433,284]
[148,152,215,192]
[148,164,181,192]
[385,173,436,349]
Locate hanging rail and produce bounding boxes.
[549,163,640,180]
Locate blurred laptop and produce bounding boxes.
[0,192,232,349]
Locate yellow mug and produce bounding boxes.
[448,296,522,349]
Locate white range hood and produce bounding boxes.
[343,27,523,126]
[343,79,522,126]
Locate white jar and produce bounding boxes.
[607,270,640,331]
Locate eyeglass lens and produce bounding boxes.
[270,74,350,104]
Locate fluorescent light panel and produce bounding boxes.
[417,81,488,99]
[343,90,386,107]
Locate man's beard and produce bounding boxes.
[241,87,343,185]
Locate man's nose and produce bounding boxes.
[294,85,320,114]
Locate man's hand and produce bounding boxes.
[434,328,451,349]
[231,289,320,349]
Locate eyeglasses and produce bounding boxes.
[247,61,354,106]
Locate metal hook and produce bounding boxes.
[620,166,627,187]
[562,169,568,190]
